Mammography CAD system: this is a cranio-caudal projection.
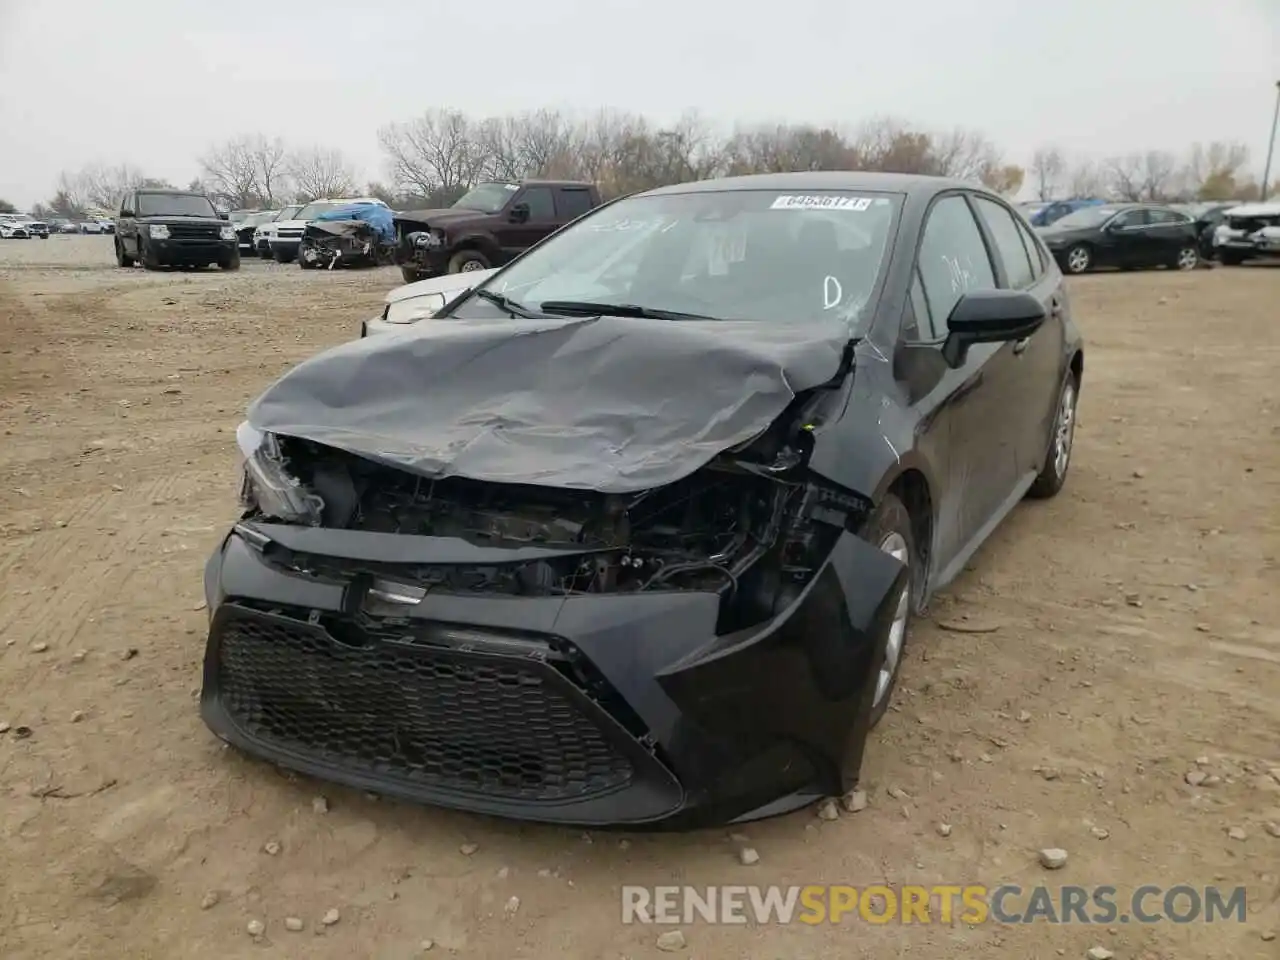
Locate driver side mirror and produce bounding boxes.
[941,290,1047,368]
[508,201,530,223]
[219,212,230,221]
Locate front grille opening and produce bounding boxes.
[212,609,636,802]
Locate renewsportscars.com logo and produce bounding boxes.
[621,884,1248,926]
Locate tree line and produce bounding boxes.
[8,108,1265,218]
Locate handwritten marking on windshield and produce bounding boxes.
[823,276,843,309]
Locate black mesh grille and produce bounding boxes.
[168,223,221,240]
[212,608,635,802]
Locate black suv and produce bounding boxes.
[115,189,240,271]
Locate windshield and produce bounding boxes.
[1051,206,1120,229]
[137,193,217,218]
[293,201,350,221]
[275,205,302,221]
[241,211,275,227]
[453,189,901,330]
[452,182,520,214]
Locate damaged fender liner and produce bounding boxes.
[245,313,849,493]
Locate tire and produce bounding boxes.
[860,492,917,728]
[448,249,490,274]
[257,244,272,259]
[400,265,428,284]
[1172,246,1199,271]
[140,239,161,271]
[1027,372,1079,500]
[1063,244,1092,274]
[1219,252,1245,266]
[273,246,295,264]
[114,237,135,268]
[298,248,317,270]
[219,251,240,271]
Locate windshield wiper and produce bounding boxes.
[538,300,724,322]
[473,289,540,318]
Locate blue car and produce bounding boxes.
[1019,199,1109,228]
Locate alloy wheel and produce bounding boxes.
[873,531,910,708]
[460,260,486,272]
[1053,381,1077,478]
[1066,246,1090,274]
[1176,247,1199,271]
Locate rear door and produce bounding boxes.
[554,186,596,226]
[1147,207,1196,264]
[971,195,1067,480]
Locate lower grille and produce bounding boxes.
[210,606,635,803]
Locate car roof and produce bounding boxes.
[639,171,984,199]
[136,188,208,196]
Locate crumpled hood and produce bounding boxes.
[247,315,849,493]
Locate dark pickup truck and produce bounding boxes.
[393,179,601,283]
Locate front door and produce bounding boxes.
[910,192,1024,572]
[495,185,558,262]
[1100,208,1154,267]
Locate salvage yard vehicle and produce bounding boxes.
[393,179,601,283]
[298,203,396,270]
[254,204,300,258]
[0,215,32,238]
[263,197,388,264]
[1037,202,1201,274]
[1212,202,1280,265]
[361,267,496,337]
[201,172,1083,829]
[1,213,51,238]
[234,210,278,254]
[115,188,240,271]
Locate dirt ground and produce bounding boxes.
[0,236,1277,960]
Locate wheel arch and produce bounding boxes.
[881,466,934,611]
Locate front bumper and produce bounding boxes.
[150,238,237,264]
[396,243,450,277]
[200,521,905,828]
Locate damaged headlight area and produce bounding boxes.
[238,410,870,633]
[236,422,323,525]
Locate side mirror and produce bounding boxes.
[120,210,135,218]
[941,290,1047,368]
[509,202,530,223]
[219,212,230,221]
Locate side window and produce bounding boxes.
[1015,219,1046,279]
[555,188,594,220]
[519,187,556,221]
[1148,209,1189,226]
[973,197,1035,289]
[1111,209,1148,229]
[916,195,996,338]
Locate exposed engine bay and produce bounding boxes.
[249,433,870,627]
[300,220,396,269]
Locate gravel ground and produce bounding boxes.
[1,236,1278,959]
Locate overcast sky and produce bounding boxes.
[1,0,1277,207]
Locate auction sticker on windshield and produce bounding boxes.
[770,195,874,211]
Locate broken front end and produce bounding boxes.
[393,215,450,277]
[201,420,906,828]
[299,220,393,269]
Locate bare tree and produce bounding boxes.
[378,109,483,196]
[1066,159,1106,199]
[1030,147,1066,200]
[980,163,1026,196]
[288,147,358,201]
[1137,150,1177,201]
[1104,153,1146,200]
[0,198,17,214]
[199,135,290,208]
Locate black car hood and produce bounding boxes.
[394,207,489,227]
[247,315,849,493]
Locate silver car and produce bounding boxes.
[361,268,497,337]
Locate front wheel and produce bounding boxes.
[114,237,135,267]
[448,250,490,274]
[1063,244,1092,274]
[1027,373,1078,500]
[218,251,240,271]
[140,239,161,271]
[861,493,917,728]
[272,246,296,264]
[1173,246,1199,271]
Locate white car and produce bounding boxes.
[1213,202,1280,265]
[361,268,496,337]
[0,215,32,238]
[263,197,387,264]
[80,220,104,234]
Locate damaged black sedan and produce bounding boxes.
[201,172,1083,828]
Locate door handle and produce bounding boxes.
[1012,337,1030,355]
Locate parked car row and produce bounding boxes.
[0,213,50,238]
[1029,200,1278,274]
